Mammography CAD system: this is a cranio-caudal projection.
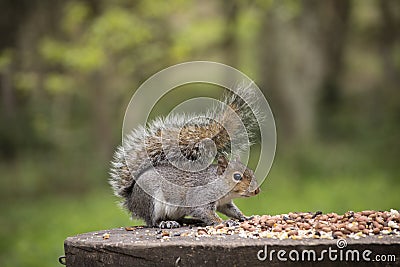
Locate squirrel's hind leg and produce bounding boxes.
[189,205,223,225]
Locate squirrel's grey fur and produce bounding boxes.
[110,85,261,227]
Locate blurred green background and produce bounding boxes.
[0,0,399,266]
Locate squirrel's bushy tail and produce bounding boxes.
[109,84,261,199]
[211,84,261,153]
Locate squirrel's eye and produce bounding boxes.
[233,173,242,181]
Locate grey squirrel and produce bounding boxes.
[110,86,262,228]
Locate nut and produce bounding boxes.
[362,210,374,216]
[197,229,207,235]
[288,230,298,236]
[333,231,345,238]
[162,231,170,237]
[260,215,270,223]
[373,228,380,235]
[321,227,332,232]
[215,223,224,230]
[265,219,276,227]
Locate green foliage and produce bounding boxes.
[92,9,151,47]
[0,49,13,71]
[171,18,225,59]
[14,72,39,92]
[44,73,74,94]
[40,36,106,73]
[62,1,91,35]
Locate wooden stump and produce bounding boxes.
[63,227,400,267]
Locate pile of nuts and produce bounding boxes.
[153,209,400,240]
[241,209,400,239]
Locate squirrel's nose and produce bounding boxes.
[254,187,260,195]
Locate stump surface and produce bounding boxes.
[64,227,400,267]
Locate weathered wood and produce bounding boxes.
[64,227,400,267]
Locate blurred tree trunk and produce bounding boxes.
[258,0,325,142]
[220,0,239,67]
[87,1,114,160]
[0,0,31,118]
[90,71,114,160]
[377,0,400,165]
[0,60,17,158]
[379,0,400,91]
[318,0,351,136]
[0,62,15,119]
[258,0,351,142]
[0,0,49,157]
[319,0,351,109]
[0,0,29,157]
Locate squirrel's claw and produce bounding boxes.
[159,220,181,229]
[224,219,240,227]
[240,215,254,221]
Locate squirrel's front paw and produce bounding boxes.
[159,221,181,229]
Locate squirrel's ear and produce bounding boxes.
[217,156,228,175]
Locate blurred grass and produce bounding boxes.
[0,188,135,267]
[0,142,398,267]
